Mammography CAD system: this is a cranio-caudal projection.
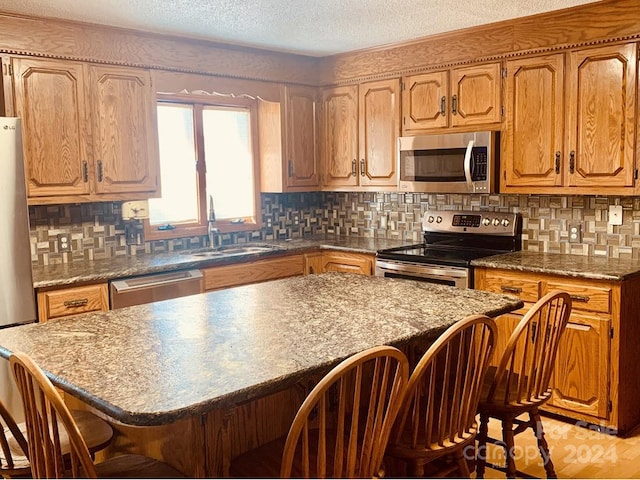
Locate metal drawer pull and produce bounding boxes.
[64,298,89,308]
[500,285,522,294]
[569,294,590,303]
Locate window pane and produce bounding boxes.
[203,107,255,220]
[149,104,198,225]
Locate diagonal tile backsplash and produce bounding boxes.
[29,193,640,265]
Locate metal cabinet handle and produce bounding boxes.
[569,294,590,303]
[82,161,89,182]
[555,151,561,174]
[440,96,446,117]
[351,159,357,177]
[97,160,103,182]
[500,285,522,294]
[569,151,575,174]
[451,95,458,115]
[360,159,365,176]
[288,160,293,177]
[64,298,89,308]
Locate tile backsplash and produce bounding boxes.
[29,193,640,265]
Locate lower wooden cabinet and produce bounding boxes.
[201,254,304,291]
[36,282,109,322]
[303,251,374,276]
[474,267,640,435]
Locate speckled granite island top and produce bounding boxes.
[32,235,408,289]
[471,251,640,281]
[0,273,522,426]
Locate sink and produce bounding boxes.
[189,244,285,258]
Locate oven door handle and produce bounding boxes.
[376,260,468,278]
[463,139,474,192]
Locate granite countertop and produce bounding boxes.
[0,272,522,426]
[32,235,409,289]
[471,251,640,281]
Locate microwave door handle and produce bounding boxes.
[463,140,474,192]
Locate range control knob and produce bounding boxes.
[492,218,500,226]
[436,216,443,223]
[482,217,491,226]
[427,215,435,223]
[501,218,510,227]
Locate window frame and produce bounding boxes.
[144,93,262,241]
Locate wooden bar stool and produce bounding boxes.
[475,291,572,478]
[384,314,498,478]
[9,351,186,479]
[229,345,410,478]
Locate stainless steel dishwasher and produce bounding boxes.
[109,269,204,309]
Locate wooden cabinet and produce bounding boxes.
[321,79,400,190]
[501,43,638,194]
[259,86,320,192]
[303,251,374,276]
[475,267,640,434]
[201,254,304,291]
[9,57,160,204]
[36,283,109,322]
[401,63,501,134]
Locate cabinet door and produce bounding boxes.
[284,86,319,188]
[402,71,449,132]
[12,57,91,198]
[566,43,637,188]
[89,65,159,195]
[450,63,501,127]
[320,252,373,276]
[502,54,565,189]
[358,79,400,187]
[550,314,611,420]
[321,85,358,187]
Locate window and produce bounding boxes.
[145,94,261,240]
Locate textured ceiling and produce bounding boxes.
[0,0,599,57]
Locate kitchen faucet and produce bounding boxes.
[208,195,221,249]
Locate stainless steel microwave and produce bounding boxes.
[398,131,498,194]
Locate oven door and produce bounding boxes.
[375,259,470,289]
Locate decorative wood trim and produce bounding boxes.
[0,11,320,85]
[317,0,640,85]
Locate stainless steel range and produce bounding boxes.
[376,210,521,288]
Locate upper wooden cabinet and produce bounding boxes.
[284,85,320,188]
[321,79,400,190]
[259,85,320,192]
[401,63,502,134]
[11,58,91,198]
[9,57,160,204]
[88,65,160,195]
[501,43,638,195]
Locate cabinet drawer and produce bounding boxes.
[545,280,611,314]
[37,283,109,322]
[203,254,304,291]
[480,271,541,302]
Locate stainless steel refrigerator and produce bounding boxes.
[0,117,37,420]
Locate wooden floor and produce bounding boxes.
[476,415,640,478]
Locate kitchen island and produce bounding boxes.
[0,273,523,476]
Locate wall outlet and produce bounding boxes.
[57,233,71,252]
[609,205,623,226]
[568,224,582,243]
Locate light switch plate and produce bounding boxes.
[609,205,623,226]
